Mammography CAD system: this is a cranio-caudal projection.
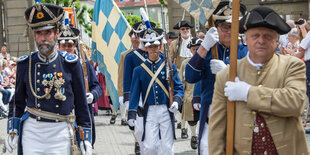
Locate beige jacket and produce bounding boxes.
[179,58,195,121]
[209,54,309,155]
[117,49,134,96]
[169,38,189,70]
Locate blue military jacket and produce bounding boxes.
[185,43,247,143]
[128,55,184,120]
[12,50,91,128]
[123,48,148,102]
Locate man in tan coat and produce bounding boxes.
[209,6,309,154]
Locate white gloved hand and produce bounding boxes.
[210,59,227,74]
[86,93,94,104]
[169,102,179,113]
[128,119,135,127]
[224,77,251,102]
[4,130,18,153]
[201,27,219,51]
[193,103,201,111]
[80,140,92,155]
[119,96,124,106]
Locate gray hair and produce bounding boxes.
[288,28,299,39]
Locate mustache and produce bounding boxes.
[38,41,54,47]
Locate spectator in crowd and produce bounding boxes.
[196,30,205,40]
[0,45,10,59]
[167,32,178,47]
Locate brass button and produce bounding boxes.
[156,91,158,93]
[258,84,262,87]
[37,104,40,107]
[37,72,41,76]
[252,111,257,115]
[226,57,229,60]
[248,138,251,142]
[37,88,40,92]
[37,117,41,120]
[260,95,264,99]
[56,119,59,122]
[56,105,59,108]
[155,86,158,88]
[53,64,56,68]
[249,124,253,129]
[37,64,40,68]
[156,102,159,104]
[37,80,40,83]
[257,71,261,75]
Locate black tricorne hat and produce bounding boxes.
[58,25,80,44]
[213,1,246,24]
[139,28,167,47]
[167,32,178,39]
[25,3,64,31]
[239,6,291,35]
[187,37,202,49]
[173,20,194,30]
[132,21,156,35]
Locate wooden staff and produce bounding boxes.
[208,15,218,59]
[80,44,90,93]
[226,0,241,154]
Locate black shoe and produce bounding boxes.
[177,122,181,129]
[181,128,188,139]
[134,142,140,155]
[121,119,128,126]
[191,136,198,149]
[110,115,117,124]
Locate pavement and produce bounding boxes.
[0,110,197,155]
[1,109,310,155]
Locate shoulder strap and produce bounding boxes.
[133,50,146,62]
[140,63,168,107]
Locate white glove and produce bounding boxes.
[86,93,94,104]
[128,119,135,127]
[193,103,201,111]
[119,96,124,105]
[201,27,219,51]
[169,102,179,113]
[224,77,251,102]
[4,129,18,153]
[210,59,227,74]
[80,140,92,155]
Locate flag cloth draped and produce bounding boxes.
[92,0,132,111]
[174,0,221,26]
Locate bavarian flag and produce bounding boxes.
[174,0,221,26]
[92,0,131,111]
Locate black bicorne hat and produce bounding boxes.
[239,6,291,35]
[173,20,194,30]
[187,37,202,49]
[213,1,246,23]
[139,28,167,47]
[58,25,80,44]
[25,3,64,31]
[132,21,156,35]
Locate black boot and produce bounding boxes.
[177,122,181,129]
[191,136,198,149]
[134,142,140,155]
[121,119,128,126]
[110,114,117,124]
[181,128,188,139]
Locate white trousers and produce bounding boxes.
[22,117,72,155]
[199,123,209,155]
[143,104,174,155]
[134,97,145,154]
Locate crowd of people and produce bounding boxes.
[2,0,310,155]
[0,45,17,119]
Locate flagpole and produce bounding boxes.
[143,0,148,16]
[226,0,241,154]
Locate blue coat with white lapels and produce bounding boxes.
[128,55,184,140]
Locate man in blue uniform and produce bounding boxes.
[58,15,103,147]
[185,1,247,154]
[123,21,156,155]
[128,27,184,155]
[4,2,92,155]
